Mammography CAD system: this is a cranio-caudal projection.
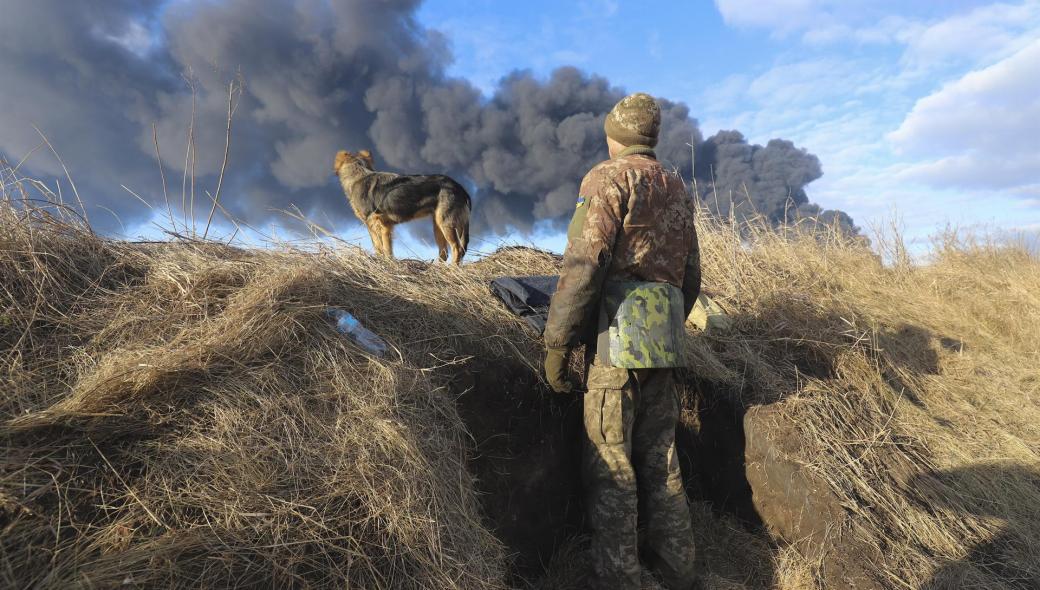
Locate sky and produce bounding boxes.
[419,0,1040,251]
[1,0,1037,258]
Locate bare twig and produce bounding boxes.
[203,78,239,240]
[120,184,155,211]
[32,124,91,233]
[181,72,196,235]
[189,83,197,236]
[13,142,45,175]
[152,123,175,231]
[95,203,126,234]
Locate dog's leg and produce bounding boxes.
[442,222,463,265]
[432,217,448,262]
[436,199,468,265]
[455,209,470,265]
[367,215,393,258]
[365,221,383,257]
[444,214,469,265]
[380,222,394,259]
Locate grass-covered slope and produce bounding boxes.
[1,198,1038,589]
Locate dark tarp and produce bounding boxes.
[489,275,559,334]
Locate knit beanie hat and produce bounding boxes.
[604,93,661,147]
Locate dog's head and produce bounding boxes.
[333,149,375,174]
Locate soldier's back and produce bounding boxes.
[600,153,696,287]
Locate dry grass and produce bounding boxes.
[1,172,1038,589]
[687,216,1040,589]
[0,201,533,588]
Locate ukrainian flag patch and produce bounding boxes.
[576,195,586,208]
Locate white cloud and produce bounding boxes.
[713,0,822,33]
[713,0,916,44]
[703,1,1040,240]
[745,57,878,104]
[696,54,900,157]
[801,16,916,46]
[890,39,1040,192]
[894,154,1040,191]
[714,0,1040,61]
[902,2,1040,68]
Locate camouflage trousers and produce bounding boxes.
[583,362,697,590]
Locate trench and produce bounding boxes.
[451,359,762,579]
[675,374,763,528]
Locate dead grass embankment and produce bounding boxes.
[2,196,1038,589]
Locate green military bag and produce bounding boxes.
[597,281,687,368]
[688,293,733,334]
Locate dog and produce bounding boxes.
[334,149,471,265]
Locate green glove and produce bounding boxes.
[544,346,574,393]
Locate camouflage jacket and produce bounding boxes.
[543,145,700,352]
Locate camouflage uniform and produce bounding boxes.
[544,93,701,590]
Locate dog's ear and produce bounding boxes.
[358,149,374,169]
[334,150,350,173]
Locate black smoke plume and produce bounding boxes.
[0,0,854,238]
[694,131,857,233]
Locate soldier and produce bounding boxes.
[543,92,701,590]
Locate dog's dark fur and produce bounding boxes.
[334,149,471,264]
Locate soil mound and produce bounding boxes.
[2,199,1039,589]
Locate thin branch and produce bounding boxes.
[95,203,126,234]
[189,82,197,236]
[278,205,351,245]
[202,188,277,245]
[204,79,237,239]
[181,72,195,235]
[152,123,175,231]
[32,124,91,233]
[120,184,154,210]
[55,178,64,209]
[13,142,45,175]
[203,189,241,240]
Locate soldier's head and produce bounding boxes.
[604,92,661,157]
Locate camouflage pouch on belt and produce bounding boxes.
[597,281,686,368]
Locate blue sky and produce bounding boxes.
[415,0,1040,252]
